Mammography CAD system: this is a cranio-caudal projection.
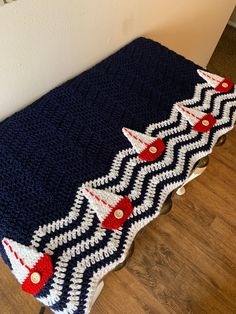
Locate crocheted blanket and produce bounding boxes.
[0,37,235,314]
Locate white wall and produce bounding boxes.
[0,0,235,120]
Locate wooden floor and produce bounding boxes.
[1,27,236,314]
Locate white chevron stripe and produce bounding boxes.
[31,189,85,247]
[44,211,95,255]
[54,230,124,314]
[38,227,107,306]
[146,83,210,134]
[147,86,234,135]
[39,229,120,307]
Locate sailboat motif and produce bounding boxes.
[176,103,216,133]
[2,238,53,295]
[83,187,133,230]
[197,69,233,93]
[122,127,165,161]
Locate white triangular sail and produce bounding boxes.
[2,238,44,284]
[176,104,205,126]
[197,69,223,88]
[122,127,157,153]
[83,187,122,222]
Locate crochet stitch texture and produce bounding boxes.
[0,37,235,313]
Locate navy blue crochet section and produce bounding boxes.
[0,37,235,314]
[0,38,200,244]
